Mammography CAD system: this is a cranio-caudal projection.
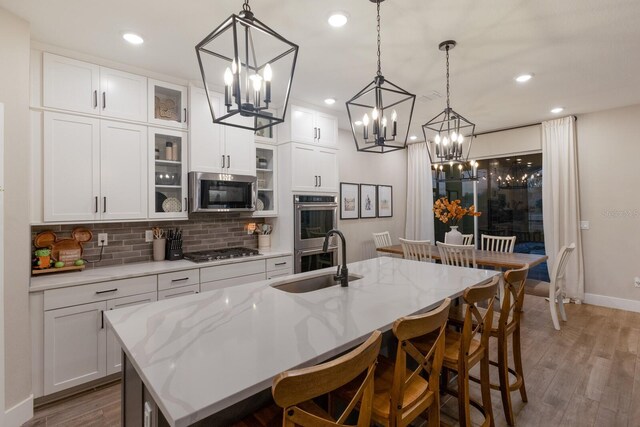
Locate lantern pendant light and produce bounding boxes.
[346,0,416,154]
[195,0,299,132]
[423,40,477,182]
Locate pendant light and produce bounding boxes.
[423,40,477,181]
[195,0,299,132]
[346,0,416,154]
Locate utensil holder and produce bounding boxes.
[258,235,271,249]
[153,239,166,261]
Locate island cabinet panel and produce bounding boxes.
[106,292,157,376]
[44,301,107,395]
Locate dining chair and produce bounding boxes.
[462,234,474,245]
[373,231,393,258]
[481,234,516,253]
[334,298,451,427]
[437,242,476,268]
[399,238,432,262]
[416,277,499,427]
[234,330,382,427]
[525,243,576,330]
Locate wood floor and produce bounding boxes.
[24,296,640,427]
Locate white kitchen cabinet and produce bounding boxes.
[158,284,200,300]
[201,273,266,293]
[43,112,148,222]
[43,112,101,222]
[44,301,107,395]
[189,86,255,176]
[148,79,188,129]
[254,143,278,217]
[290,143,338,193]
[106,292,157,375]
[43,52,147,122]
[287,105,338,147]
[100,121,148,220]
[149,128,188,218]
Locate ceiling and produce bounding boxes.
[3,0,640,136]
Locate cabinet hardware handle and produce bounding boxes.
[227,155,231,168]
[171,277,189,283]
[318,127,321,140]
[184,197,187,212]
[314,176,318,187]
[101,310,104,329]
[183,108,187,123]
[102,92,106,109]
[103,197,107,213]
[319,176,322,187]
[314,127,317,139]
[274,262,287,266]
[93,90,98,108]
[96,288,118,295]
[221,155,225,168]
[94,196,98,213]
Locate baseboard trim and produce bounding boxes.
[584,293,640,313]
[5,394,33,427]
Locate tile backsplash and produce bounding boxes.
[31,214,259,269]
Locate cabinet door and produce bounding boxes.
[291,144,319,192]
[43,112,100,222]
[158,284,200,300]
[149,128,188,218]
[290,106,316,144]
[316,148,339,192]
[148,79,188,129]
[106,292,157,375]
[99,67,147,122]
[223,114,256,176]
[315,112,338,147]
[43,53,100,115]
[100,121,148,220]
[189,87,224,173]
[44,301,107,395]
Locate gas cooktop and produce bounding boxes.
[183,247,261,263]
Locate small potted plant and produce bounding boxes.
[433,197,481,244]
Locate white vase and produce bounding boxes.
[445,226,463,245]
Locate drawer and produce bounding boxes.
[200,259,265,283]
[45,275,158,311]
[158,284,199,300]
[267,269,293,280]
[158,269,199,291]
[200,272,265,293]
[266,256,293,272]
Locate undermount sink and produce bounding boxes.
[271,273,363,294]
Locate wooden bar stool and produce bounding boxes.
[416,277,499,427]
[235,330,382,427]
[334,298,451,427]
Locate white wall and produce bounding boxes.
[336,129,407,262]
[0,6,33,424]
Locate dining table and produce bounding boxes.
[376,244,548,269]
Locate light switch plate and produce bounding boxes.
[580,221,590,230]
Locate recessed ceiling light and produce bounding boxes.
[122,32,144,45]
[328,12,349,28]
[409,135,418,141]
[550,107,564,114]
[517,158,522,162]
[515,74,533,83]
[324,98,336,105]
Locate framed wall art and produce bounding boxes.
[377,185,393,217]
[359,184,377,218]
[340,182,359,219]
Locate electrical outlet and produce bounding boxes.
[635,277,640,288]
[145,230,154,242]
[580,221,590,230]
[98,233,108,246]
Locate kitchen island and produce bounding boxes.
[105,257,499,427]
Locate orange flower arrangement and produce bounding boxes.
[433,197,481,226]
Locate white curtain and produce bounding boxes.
[542,116,585,301]
[405,143,434,241]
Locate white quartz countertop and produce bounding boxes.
[29,248,292,292]
[105,257,499,427]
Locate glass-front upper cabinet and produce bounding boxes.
[148,79,188,129]
[149,128,188,219]
[253,144,278,217]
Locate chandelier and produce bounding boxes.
[423,41,477,180]
[346,0,416,154]
[496,162,538,190]
[195,0,298,132]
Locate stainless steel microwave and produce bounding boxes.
[189,172,256,213]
